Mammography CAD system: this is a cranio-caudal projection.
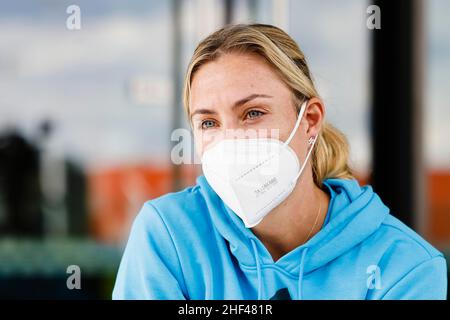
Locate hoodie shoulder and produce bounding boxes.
[379,214,443,259]
[364,213,447,299]
[142,183,215,237]
[149,184,201,211]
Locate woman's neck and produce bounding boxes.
[251,171,330,262]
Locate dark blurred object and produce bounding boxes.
[0,130,43,236]
[0,123,88,238]
[371,0,424,229]
[37,118,53,142]
[37,118,88,237]
[224,0,234,24]
[66,160,88,236]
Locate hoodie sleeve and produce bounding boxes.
[381,256,447,300]
[112,202,187,300]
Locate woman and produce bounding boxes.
[112,24,447,300]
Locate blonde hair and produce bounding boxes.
[183,23,354,186]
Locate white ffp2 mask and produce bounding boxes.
[201,100,316,228]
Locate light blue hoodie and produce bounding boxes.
[112,176,447,300]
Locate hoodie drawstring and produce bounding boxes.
[251,238,309,300]
[297,247,309,300]
[250,238,263,300]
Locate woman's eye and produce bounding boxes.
[200,120,216,130]
[246,110,264,120]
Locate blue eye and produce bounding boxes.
[246,110,264,119]
[201,120,216,130]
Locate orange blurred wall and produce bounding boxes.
[87,164,198,245]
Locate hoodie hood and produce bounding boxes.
[197,175,390,297]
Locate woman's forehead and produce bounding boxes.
[192,53,277,87]
[190,53,290,112]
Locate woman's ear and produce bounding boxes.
[304,97,325,137]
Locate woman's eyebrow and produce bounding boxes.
[190,108,217,120]
[232,94,273,110]
[190,94,273,120]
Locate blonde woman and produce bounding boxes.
[113,24,447,300]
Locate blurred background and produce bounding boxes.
[0,0,448,299]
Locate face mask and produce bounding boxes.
[201,100,317,228]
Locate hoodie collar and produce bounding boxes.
[197,175,389,276]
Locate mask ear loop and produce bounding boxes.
[284,100,308,146]
[281,99,318,182]
[294,134,317,181]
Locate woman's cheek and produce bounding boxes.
[195,131,216,156]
